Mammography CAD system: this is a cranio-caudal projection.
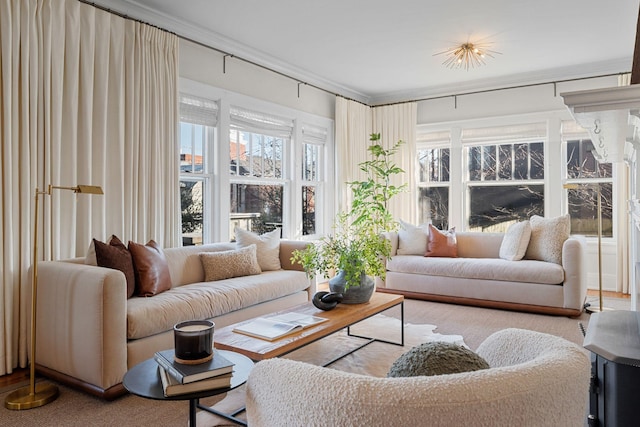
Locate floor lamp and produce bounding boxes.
[5,184,103,411]
[564,182,606,313]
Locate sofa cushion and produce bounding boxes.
[525,215,570,265]
[397,220,429,255]
[499,221,531,261]
[236,228,281,271]
[92,235,136,298]
[387,341,489,377]
[126,269,308,339]
[425,225,457,257]
[199,244,262,281]
[128,240,172,297]
[387,256,564,285]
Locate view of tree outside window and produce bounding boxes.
[179,94,217,246]
[229,125,286,238]
[565,139,613,237]
[417,146,449,229]
[302,142,320,235]
[467,141,544,232]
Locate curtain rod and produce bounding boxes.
[80,1,628,110]
[79,0,368,106]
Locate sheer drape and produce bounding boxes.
[372,103,418,224]
[0,0,178,374]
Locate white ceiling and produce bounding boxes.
[95,0,639,105]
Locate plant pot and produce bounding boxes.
[328,270,375,304]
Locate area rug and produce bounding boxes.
[0,316,463,427]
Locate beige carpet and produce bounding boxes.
[0,298,601,426]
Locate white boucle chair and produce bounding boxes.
[245,328,590,427]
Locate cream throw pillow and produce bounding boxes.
[199,245,262,281]
[525,214,570,265]
[499,221,532,261]
[235,227,281,271]
[397,219,430,255]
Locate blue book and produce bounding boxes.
[153,349,234,384]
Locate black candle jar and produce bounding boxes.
[173,320,215,364]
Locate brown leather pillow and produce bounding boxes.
[128,240,172,297]
[94,235,136,298]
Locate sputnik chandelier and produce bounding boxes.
[435,42,500,70]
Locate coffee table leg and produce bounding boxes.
[197,402,247,426]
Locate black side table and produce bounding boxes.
[123,350,254,426]
[584,310,640,427]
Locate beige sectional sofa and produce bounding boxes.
[377,230,587,317]
[34,239,311,399]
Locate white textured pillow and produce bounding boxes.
[199,245,261,281]
[235,227,281,271]
[525,215,570,264]
[397,220,430,255]
[499,221,532,261]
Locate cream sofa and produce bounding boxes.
[377,231,587,316]
[246,328,591,427]
[33,240,311,399]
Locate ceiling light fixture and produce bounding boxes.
[435,42,501,70]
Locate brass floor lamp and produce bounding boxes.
[5,184,103,410]
[565,182,607,313]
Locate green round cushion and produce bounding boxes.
[387,341,490,377]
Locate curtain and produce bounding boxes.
[0,0,178,374]
[335,97,372,212]
[372,103,418,224]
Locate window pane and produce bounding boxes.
[230,183,283,238]
[469,185,544,232]
[567,183,613,237]
[514,143,528,180]
[418,187,449,230]
[566,139,612,179]
[498,145,512,180]
[469,146,482,181]
[419,148,450,183]
[482,145,496,180]
[180,123,206,174]
[302,186,316,235]
[303,144,319,181]
[529,142,544,179]
[180,180,203,245]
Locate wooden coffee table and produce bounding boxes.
[214,292,404,365]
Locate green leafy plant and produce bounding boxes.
[292,133,406,290]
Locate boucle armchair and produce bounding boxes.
[246,328,590,427]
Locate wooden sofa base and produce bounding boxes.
[376,288,584,318]
[36,364,127,401]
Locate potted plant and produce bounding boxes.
[292,133,406,303]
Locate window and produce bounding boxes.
[179,94,218,245]
[563,121,613,237]
[417,131,450,229]
[300,123,327,236]
[229,107,292,239]
[463,123,546,232]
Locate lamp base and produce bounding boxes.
[4,382,59,410]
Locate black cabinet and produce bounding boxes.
[584,310,640,427]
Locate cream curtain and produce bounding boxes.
[0,0,178,374]
[335,97,372,212]
[372,103,418,224]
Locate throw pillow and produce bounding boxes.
[92,235,136,298]
[128,240,172,297]
[199,244,262,281]
[499,220,532,261]
[425,225,457,257]
[387,341,490,378]
[235,227,281,271]
[397,219,430,255]
[525,214,570,265]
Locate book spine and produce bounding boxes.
[153,353,184,383]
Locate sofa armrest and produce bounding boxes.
[35,261,128,392]
[561,235,587,311]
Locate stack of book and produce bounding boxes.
[154,349,235,397]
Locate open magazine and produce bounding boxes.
[233,312,328,341]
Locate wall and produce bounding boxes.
[179,39,336,119]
